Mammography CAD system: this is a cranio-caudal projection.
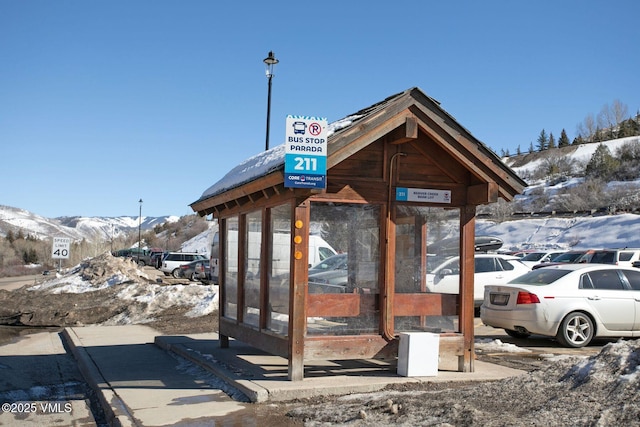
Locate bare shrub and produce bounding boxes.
[554,178,607,211]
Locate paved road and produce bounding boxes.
[0,274,43,291]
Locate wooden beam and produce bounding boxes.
[304,335,398,360]
[288,201,309,381]
[393,293,457,316]
[466,182,499,205]
[459,205,476,372]
[389,117,419,145]
[328,113,411,169]
[219,318,289,357]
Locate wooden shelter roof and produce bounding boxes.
[190,87,526,216]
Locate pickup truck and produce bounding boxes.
[113,247,164,267]
[132,248,164,266]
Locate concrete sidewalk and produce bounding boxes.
[62,324,526,426]
[62,326,248,426]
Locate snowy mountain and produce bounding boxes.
[0,205,178,243]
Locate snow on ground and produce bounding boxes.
[26,252,219,324]
[475,338,532,354]
[477,213,640,251]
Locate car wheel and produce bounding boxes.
[138,260,146,267]
[190,273,197,281]
[505,329,530,339]
[172,268,181,279]
[557,311,594,348]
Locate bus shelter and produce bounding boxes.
[190,87,526,380]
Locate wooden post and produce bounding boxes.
[219,217,229,348]
[458,205,476,371]
[288,201,309,380]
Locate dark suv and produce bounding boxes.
[589,249,640,268]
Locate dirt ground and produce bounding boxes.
[0,254,219,335]
[2,253,640,426]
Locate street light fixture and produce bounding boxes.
[138,199,143,264]
[263,51,279,151]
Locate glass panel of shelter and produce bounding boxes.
[223,215,239,320]
[305,202,381,336]
[266,203,291,335]
[394,206,461,334]
[243,210,262,327]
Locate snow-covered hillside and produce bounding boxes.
[0,205,178,242]
[477,214,640,252]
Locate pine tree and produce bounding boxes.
[558,129,570,147]
[537,129,548,151]
[528,142,534,153]
[585,143,619,179]
[572,135,585,145]
[516,145,522,155]
[548,132,556,149]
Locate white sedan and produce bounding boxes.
[426,254,531,307]
[480,264,640,347]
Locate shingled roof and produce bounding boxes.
[190,87,526,216]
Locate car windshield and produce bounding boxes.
[551,252,583,263]
[508,269,572,285]
[520,252,546,261]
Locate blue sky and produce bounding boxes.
[1,1,638,218]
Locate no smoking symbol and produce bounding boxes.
[309,122,322,136]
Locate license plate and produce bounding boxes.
[490,293,509,306]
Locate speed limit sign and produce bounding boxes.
[52,237,71,259]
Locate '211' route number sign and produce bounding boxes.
[52,237,71,259]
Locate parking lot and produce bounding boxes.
[474,317,613,371]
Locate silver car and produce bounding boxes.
[481,264,640,347]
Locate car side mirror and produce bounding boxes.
[439,268,453,278]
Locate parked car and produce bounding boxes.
[481,264,640,347]
[588,248,640,268]
[309,253,347,275]
[505,250,535,258]
[160,252,208,278]
[531,249,597,269]
[150,251,167,269]
[426,254,531,307]
[133,247,164,267]
[519,250,567,268]
[178,259,211,282]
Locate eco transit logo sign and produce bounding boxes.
[284,115,327,189]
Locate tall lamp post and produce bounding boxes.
[138,199,143,264]
[263,51,279,151]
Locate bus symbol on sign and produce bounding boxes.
[292,121,307,134]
